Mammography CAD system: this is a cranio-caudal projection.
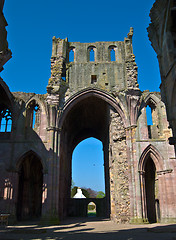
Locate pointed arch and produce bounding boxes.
[16,150,43,220]
[25,96,48,129]
[15,149,48,175]
[59,87,129,129]
[143,93,160,109]
[16,150,44,171]
[139,144,164,172]
[138,144,164,223]
[25,95,48,116]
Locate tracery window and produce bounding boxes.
[26,101,40,129]
[0,107,12,132]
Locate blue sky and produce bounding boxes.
[1,0,160,192]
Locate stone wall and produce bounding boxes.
[109,109,130,223]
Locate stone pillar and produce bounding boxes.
[44,94,60,223]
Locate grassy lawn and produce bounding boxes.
[88,212,96,217]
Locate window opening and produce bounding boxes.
[71,137,105,198]
[146,105,153,139]
[146,105,153,126]
[89,48,95,61]
[32,105,40,129]
[4,179,13,200]
[91,75,97,84]
[42,183,47,204]
[27,101,40,129]
[69,49,75,62]
[110,48,116,61]
[0,108,12,132]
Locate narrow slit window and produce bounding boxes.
[110,48,116,61]
[146,105,153,126]
[69,49,74,62]
[89,48,95,61]
[32,105,40,129]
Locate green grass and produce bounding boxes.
[88,212,96,217]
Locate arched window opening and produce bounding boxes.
[69,48,75,62]
[32,105,40,129]
[108,46,117,61]
[71,137,105,198]
[89,48,95,61]
[145,102,159,139]
[27,101,40,130]
[87,202,96,217]
[88,47,96,62]
[3,178,13,200]
[110,48,116,61]
[146,105,153,126]
[0,107,12,132]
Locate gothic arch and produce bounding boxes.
[16,150,43,220]
[16,150,47,173]
[58,88,127,219]
[25,96,49,129]
[59,88,129,129]
[26,95,48,117]
[138,144,164,223]
[141,93,160,110]
[138,144,164,172]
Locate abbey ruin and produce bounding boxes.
[0,0,176,224]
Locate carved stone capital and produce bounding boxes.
[46,93,60,105]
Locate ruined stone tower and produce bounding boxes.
[0,28,176,223]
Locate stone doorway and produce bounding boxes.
[144,157,157,223]
[87,201,96,217]
[17,152,43,221]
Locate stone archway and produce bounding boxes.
[58,91,129,222]
[139,145,163,223]
[17,151,43,221]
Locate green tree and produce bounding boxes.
[96,191,105,198]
